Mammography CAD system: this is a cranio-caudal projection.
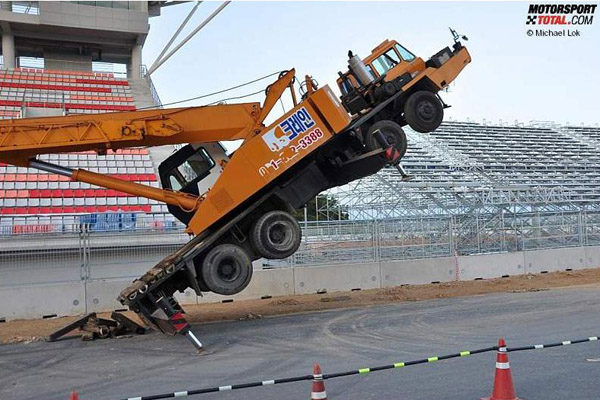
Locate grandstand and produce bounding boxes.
[322,121,600,258]
[0,1,172,233]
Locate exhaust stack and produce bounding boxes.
[348,51,374,87]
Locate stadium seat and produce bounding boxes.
[0,66,162,226]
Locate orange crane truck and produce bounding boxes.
[0,36,470,350]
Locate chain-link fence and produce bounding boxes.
[2,211,599,279]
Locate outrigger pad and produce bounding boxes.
[46,311,147,342]
[46,313,96,342]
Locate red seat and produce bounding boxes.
[0,81,111,93]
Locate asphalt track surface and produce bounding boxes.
[1,286,599,400]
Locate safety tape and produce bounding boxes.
[311,391,328,399]
[496,362,510,370]
[121,335,599,400]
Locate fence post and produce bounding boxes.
[578,211,585,246]
[373,220,380,263]
[501,211,507,252]
[448,217,455,256]
[520,219,526,251]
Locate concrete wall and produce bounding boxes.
[38,2,149,34]
[0,283,86,320]
[523,247,587,273]
[381,257,455,286]
[1,246,599,321]
[44,52,92,72]
[458,252,524,280]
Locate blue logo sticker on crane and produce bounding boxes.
[262,107,315,152]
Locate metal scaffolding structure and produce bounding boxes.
[314,122,600,256]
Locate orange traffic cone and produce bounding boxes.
[481,338,520,400]
[69,391,79,400]
[310,363,328,400]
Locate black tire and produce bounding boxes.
[404,90,444,133]
[201,244,253,295]
[364,120,407,158]
[250,210,301,259]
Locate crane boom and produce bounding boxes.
[0,69,297,167]
[0,103,260,167]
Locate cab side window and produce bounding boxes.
[372,49,400,76]
[166,147,215,191]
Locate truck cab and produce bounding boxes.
[337,35,471,133]
[338,40,425,95]
[158,142,228,224]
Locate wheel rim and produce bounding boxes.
[383,129,397,146]
[217,257,241,282]
[267,221,293,249]
[416,99,436,122]
[370,128,397,148]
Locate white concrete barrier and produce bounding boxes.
[523,247,587,273]
[199,268,295,303]
[381,257,455,286]
[0,282,85,320]
[1,246,599,320]
[293,262,380,294]
[458,252,525,280]
[584,246,600,268]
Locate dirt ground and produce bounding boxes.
[2,268,599,344]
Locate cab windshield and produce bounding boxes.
[395,43,416,62]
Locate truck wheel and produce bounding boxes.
[364,120,407,158]
[251,210,301,259]
[404,91,443,133]
[201,244,253,295]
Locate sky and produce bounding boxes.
[143,1,600,126]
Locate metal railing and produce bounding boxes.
[0,212,184,236]
[140,65,163,107]
[3,211,598,275]
[5,1,40,14]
